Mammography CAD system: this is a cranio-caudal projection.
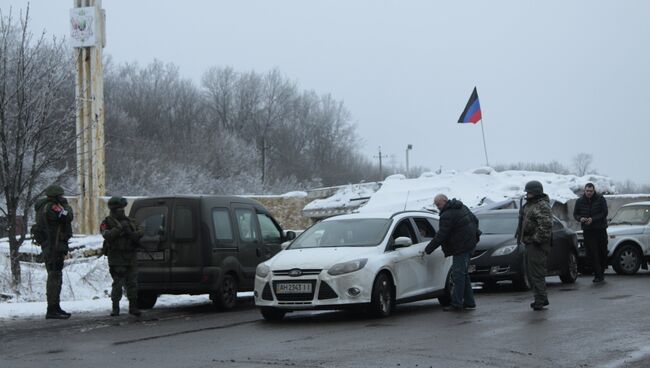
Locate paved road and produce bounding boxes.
[2,272,650,368]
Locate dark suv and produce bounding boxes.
[130,196,295,310]
[470,209,579,290]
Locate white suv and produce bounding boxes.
[578,202,650,275]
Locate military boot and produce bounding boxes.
[128,302,141,317]
[57,306,72,318]
[46,305,70,320]
[110,301,120,317]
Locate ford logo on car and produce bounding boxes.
[288,269,302,277]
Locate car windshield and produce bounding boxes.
[476,215,518,234]
[609,206,650,226]
[289,218,392,249]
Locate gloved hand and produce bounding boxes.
[425,242,439,255]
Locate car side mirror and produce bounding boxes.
[284,230,296,241]
[394,236,413,248]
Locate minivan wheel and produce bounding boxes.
[560,251,578,283]
[212,274,238,310]
[369,273,394,318]
[612,244,642,275]
[136,291,158,309]
[260,307,286,321]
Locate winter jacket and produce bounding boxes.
[573,193,608,230]
[37,197,74,254]
[425,199,480,257]
[101,214,143,266]
[516,194,552,247]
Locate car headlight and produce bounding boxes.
[327,258,368,276]
[492,244,518,256]
[256,264,270,278]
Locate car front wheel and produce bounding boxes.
[560,251,578,283]
[136,291,158,309]
[369,273,394,318]
[512,259,530,291]
[612,244,642,275]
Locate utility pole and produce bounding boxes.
[405,144,413,178]
[373,146,389,182]
[71,0,106,234]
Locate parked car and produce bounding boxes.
[254,211,452,321]
[470,210,579,290]
[130,196,295,310]
[577,201,650,275]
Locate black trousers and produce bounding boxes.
[583,229,608,279]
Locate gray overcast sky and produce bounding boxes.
[2,0,649,183]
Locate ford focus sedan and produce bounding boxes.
[254,211,452,321]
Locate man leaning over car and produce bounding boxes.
[425,194,480,312]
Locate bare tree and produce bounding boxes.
[0,7,76,287]
[573,153,594,176]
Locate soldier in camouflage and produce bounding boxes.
[101,196,144,317]
[38,185,74,319]
[516,180,553,311]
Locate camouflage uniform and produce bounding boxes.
[101,196,143,316]
[516,181,553,310]
[38,185,74,319]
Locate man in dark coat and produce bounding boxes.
[101,196,144,316]
[516,180,553,311]
[37,185,74,319]
[573,183,609,283]
[425,194,480,311]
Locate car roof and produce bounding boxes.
[622,201,650,207]
[132,195,263,208]
[323,210,438,222]
[475,209,519,216]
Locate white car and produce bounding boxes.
[602,201,650,275]
[254,211,452,321]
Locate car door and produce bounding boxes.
[133,202,171,285]
[256,211,283,261]
[387,218,430,299]
[169,198,202,284]
[232,203,263,288]
[413,217,448,291]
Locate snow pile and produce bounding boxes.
[0,235,105,256]
[359,167,615,214]
[304,183,377,211]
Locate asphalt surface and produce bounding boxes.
[2,271,650,368]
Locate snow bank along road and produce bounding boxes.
[2,272,650,368]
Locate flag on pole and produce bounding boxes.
[458,87,482,124]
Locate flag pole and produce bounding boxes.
[479,119,489,166]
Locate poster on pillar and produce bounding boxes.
[70,7,98,48]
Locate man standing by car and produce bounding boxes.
[38,185,74,319]
[573,183,608,283]
[516,180,553,311]
[101,196,144,317]
[425,194,480,312]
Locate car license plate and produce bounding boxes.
[276,283,312,294]
[137,251,165,261]
[468,264,476,273]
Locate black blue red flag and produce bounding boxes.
[458,87,482,124]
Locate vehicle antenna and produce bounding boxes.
[403,191,410,211]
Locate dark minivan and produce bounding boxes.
[130,196,295,310]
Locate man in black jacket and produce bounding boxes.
[425,194,480,311]
[573,183,609,283]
